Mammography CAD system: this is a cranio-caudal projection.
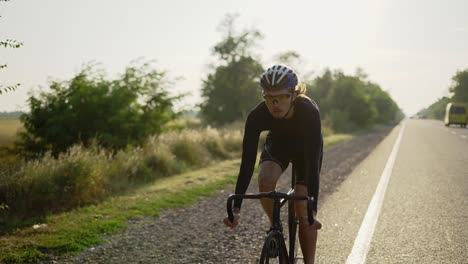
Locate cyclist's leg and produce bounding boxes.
[258,161,283,224]
[258,141,289,224]
[294,184,318,264]
[293,154,320,264]
[294,184,317,263]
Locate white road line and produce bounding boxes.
[461,135,467,139]
[451,131,457,135]
[346,122,406,264]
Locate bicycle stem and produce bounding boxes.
[272,196,281,231]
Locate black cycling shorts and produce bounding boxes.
[259,141,308,185]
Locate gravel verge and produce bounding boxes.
[49,125,394,264]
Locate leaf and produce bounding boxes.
[0,83,20,95]
[0,39,23,48]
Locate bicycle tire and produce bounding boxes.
[259,230,289,264]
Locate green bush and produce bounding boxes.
[17,61,181,158]
[327,110,358,133]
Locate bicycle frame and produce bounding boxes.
[227,191,314,264]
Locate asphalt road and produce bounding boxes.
[317,119,468,264]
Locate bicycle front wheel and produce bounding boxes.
[259,230,289,264]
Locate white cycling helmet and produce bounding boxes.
[260,64,298,91]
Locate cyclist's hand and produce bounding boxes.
[224,208,240,228]
[310,218,322,230]
[308,211,322,230]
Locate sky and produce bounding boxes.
[0,0,467,116]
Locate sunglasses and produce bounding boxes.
[262,93,291,106]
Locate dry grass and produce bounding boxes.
[0,119,22,147]
[324,134,353,147]
[0,159,241,264]
[0,126,243,231]
[0,119,23,175]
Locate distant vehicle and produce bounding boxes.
[444,103,467,128]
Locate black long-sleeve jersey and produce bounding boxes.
[233,95,323,211]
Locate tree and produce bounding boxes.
[307,69,402,132]
[418,68,468,120]
[0,0,23,95]
[275,51,300,65]
[307,68,333,109]
[449,69,468,103]
[17,60,180,158]
[417,96,450,120]
[328,74,377,129]
[200,14,264,125]
[275,50,314,84]
[274,50,301,70]
[363,81,400,124]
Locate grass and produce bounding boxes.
[0,159,241,263]
[0,119,22,175]
[0,130,354,263]
[0,127,243,227]
[324,134,353,147]
[0,119,22,147]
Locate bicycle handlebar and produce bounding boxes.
[226,191,315,225]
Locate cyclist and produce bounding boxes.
[223,64,323,264]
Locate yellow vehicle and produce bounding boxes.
[444,103,467,128]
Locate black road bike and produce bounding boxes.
[227,189,314,264]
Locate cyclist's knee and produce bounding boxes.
[295,200,308,221]
[294,184,309,221]
[258,173,276,191]
[258,161,282,191]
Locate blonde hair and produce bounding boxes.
[294,82,307,95]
